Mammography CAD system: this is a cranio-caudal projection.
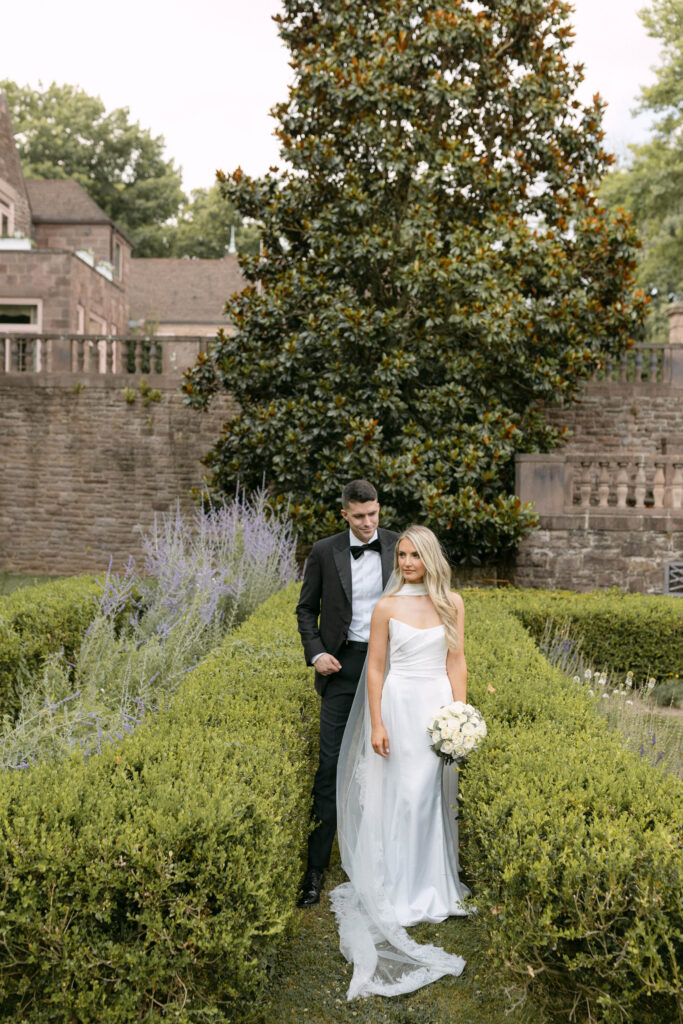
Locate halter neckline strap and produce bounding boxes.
[396,582,428,595]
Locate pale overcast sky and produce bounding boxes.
[4,0,661,194]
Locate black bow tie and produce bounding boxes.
[350,538,382,559]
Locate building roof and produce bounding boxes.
[0,93,30,203]
[127,256,245,325]
[25,179,112,223]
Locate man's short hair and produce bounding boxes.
[341,479,378,508]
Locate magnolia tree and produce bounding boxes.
[183,0,646,561]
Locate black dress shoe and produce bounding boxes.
[296,868,325,908]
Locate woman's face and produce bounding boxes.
[397,538,426,583]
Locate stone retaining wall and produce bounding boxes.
[514,511,683,593]
[0,374,235,575]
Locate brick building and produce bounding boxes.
[0,92,242,350]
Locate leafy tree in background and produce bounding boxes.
[168,186,261,258]
[600,0,683,338]
[183,0,646,561]
[0,80,185,256]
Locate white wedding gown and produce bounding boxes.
[331,597,470,1000]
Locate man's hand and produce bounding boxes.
[315,653,342,676]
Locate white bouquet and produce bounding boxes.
[427,701,487,765]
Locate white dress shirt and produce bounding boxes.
[347,528,384,642]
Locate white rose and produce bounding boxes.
[451,701,466,714]
[462,722,476,737]
[441,740,455,755]
[431,729,441,742]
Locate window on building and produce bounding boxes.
[0,193,13,237]
[0,302,40,330]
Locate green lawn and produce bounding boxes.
[269,849,545,1024]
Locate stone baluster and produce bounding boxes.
[579,461,592,507]
[106,338,114,374]
[149,339,158,374]
[634,349,643,383]
[598,462,610,506]
[616,463,629,508]
[603,355,612,381]
[634,461,647,507]
[135,339,144,373]
[672,464,683,510]
[653,463,666,508]
[650,348,659,382]
[619,352,628,381]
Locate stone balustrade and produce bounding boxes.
[565,454,683,511]
[0,333,210,377]
[592,342,683,386]
[516,452,683,515]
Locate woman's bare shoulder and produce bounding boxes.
[449,590,465,612]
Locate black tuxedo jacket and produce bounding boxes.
[296,527,399,696]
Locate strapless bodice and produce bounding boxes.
[388,617,448,675]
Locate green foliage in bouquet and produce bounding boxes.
[492,587,683,682]
[0,586,318,1024]
[461,591,682,1023]
[0,576,100,720]
[183,0,647,563]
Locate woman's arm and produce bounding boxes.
[367,599,391,757]
[446,592,467,702]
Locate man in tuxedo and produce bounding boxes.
[295,479,399,907]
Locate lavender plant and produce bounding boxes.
[540,618,682,781]
[0,491,298,770]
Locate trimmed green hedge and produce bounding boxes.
[0,584,316,1023]
[488,587,683,682]
[0,576,102,719]
[461,590,682,1024]
[1,583,680,1023]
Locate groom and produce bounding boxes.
[295,479,398,907]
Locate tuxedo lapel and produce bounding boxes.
[380,529,396,587]
[333,535,353,607]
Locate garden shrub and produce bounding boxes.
[0,584,317,1024]
[483,587,683,682]
[460,591,682,1024]
[0,576,100,719]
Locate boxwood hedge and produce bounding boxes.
[0,584,679,1023]
[492,587,683,682]
[0,576,101,719]
[0,584,318,1023]
[461,590,682,1024]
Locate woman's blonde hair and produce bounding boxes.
[388,525,459,650]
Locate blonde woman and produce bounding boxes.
[331,525,470,1000]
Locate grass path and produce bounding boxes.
[269,851,544,1024]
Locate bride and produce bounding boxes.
[330,524,471,1000]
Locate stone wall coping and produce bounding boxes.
[538,510,683,530]
[0,372,185,390]
[579,382,683,396]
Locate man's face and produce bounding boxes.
[341,500,381,543]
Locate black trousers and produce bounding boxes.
[307,644,367,871]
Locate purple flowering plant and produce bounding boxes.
[1,490,298,770]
